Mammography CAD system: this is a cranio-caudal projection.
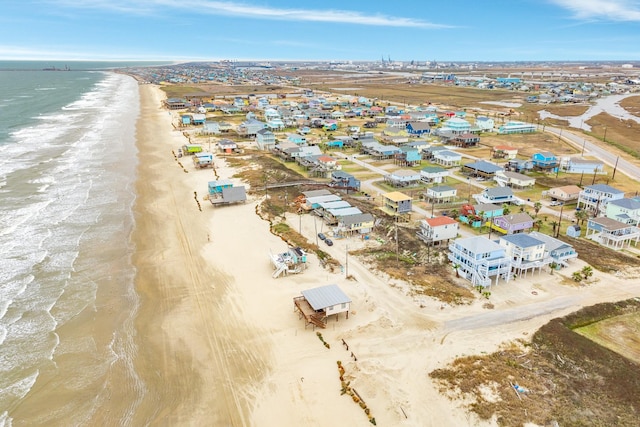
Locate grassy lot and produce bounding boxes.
[574,312,640,364]
[430,299,640,427]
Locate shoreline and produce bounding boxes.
[126,83,640,427]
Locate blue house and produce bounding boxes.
[531,151,558,172]
[181,115,192,125]
[395,146,421,166]
[286,133,307,145]
[330,171,360,191]
[406,122,431,136]
[256,129,276,151]
[326,140,344,149]
[208,179,234,196]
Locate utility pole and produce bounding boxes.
[395,221,399,267]
[345,245,349,277]
[556,203,564,238]
[612,156,620,181]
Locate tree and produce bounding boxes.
[572,271,583,282]
[502,204,511,215]
[575,210,589,225]
[533,202,542,217]
[534,218,543,231]
[581,266,594,280]
[450,208,459,219]
[551,220,559,233]
[453,263,461,277]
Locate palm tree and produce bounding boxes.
[575,210,589,225]
[572,271,583,282]
[450,208,459,219]
[502,204,511,215]
[581,266,594,280]
[534,219,543,231]
[551,220,559,233]
[533,202,542,217]
[453,263,461,277]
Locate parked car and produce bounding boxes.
[325,238,333,246]
[318,233,326,240]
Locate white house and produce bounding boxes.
[433,150,462,167]
[494,170,536,189]
[294,284,352,328]
[577,184,625,215]
[448,236,511,287]
[499,233,549,277]
[425,185,457,203]
[417,216,459,245]
[420,166,449,183]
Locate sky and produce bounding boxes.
[1,0,640,62]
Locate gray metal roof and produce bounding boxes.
[454,236,503,253]
[585,184,624,194]
[221,186,246,202]
[301,284,351,310]
[528,231,572,252]
[464,160,503,174]
[303,189,332,198]
[340,213,374,226]
[608,197,640,210]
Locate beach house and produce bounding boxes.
[585,217,640,250]
[395,146,422,167]
[337,213,375,235]
[463,160,504,179]
[255,129,276,151]
[432,150,462,167]
[330,171,360,192]
[577,184,625,215]
[531,151,558,172]
[561,157,605,174]
[528,231,578,267]
[381,191,412,220]
[605,197,640,225]
[420,166,449,183]
[489,213,534,235]
[474,187,518,205]
[498,121,536,134]
[494,170,536,189]
[384,169,422,187]
[492,145,518,160]
[425,185,457,203]
[546,185,581,203]
[448,236,511,287]
[417,216,459,246]
[293,284,351,329]
[499,234,549,277]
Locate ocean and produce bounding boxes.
[0,61,162,425]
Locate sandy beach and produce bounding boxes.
[128,84,640,426]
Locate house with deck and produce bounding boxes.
[255,129,276,151]
[448,236,511,287]
[489,213,534,235]
[381,191,412,220]
[425,185,457,203]
[475,116,495,132]
[475,187,518,205]
[330,171,360,191]
[462,160,503,179]
[433,150,462,167]
[395,146,422,167]
[528,231,578,267]
[585,217,640,250]
[492,145,518,160]
[420,166,449,183]
[561,157,605,174]
[385,169,422,187]
[546,185,581,203]
[208,179,233,196]
[577,184,625,215]
[499,234,549,277]
[406,121,431,136]
[531,151,558,172]
[451,133,480,148]
[236,119,266,136]
[209,186,247,207]
[494,170,535,189]
[337,213,375,235]
[498,121,536,134]
[605,197,640,225]
[293,284,351,329]
[417,216,459,245]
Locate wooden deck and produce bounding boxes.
[293,296,327,329]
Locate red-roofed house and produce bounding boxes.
[417,216,459,245]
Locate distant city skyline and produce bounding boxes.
[2,0,640,62]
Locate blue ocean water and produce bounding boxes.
[0,61,151,424]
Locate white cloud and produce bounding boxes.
[551,0,640,21]
[47,0,450,28]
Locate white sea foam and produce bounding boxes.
[0,72,141,413]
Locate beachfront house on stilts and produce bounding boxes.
[293,284,351,329]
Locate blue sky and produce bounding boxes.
[1,0,640,61]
